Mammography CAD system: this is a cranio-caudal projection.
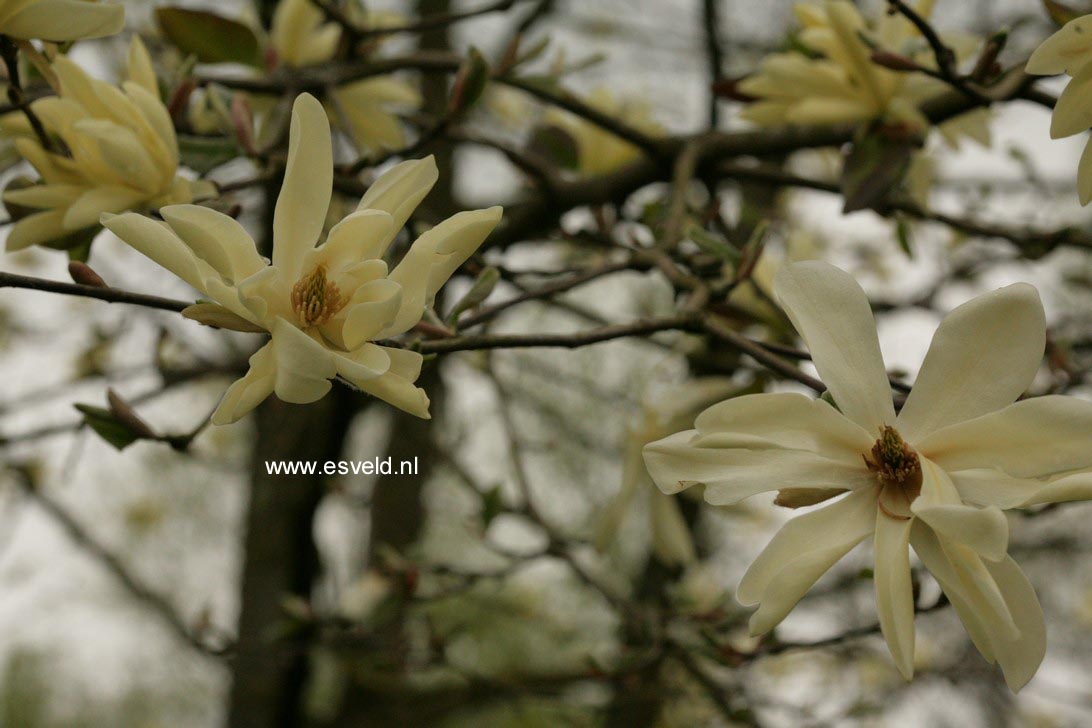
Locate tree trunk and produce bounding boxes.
[227,395,356,728]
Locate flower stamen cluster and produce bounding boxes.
[291,265,344,327]
[865,425,923,519]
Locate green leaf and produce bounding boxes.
[895,213,914,258]
[687,224,738,263]
[177,134,241,174]
[1042,0,1083,25]
[840,128,917,213]
[446,266,500,325]
[449,47,491,114]
[480,486,505,528]
[526,124,579,170]
[156,7,263,67]
[74,404,140,450]
[735,220,769,282]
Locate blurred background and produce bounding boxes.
[1,0,1091,725]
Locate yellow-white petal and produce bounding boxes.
[335,346,430,418]
[918,395,1092,479]
[337,278,404,350]
[356,156,439,233]
[1079,136,1092,206]
[694,392,874,461]
[211,342,276,425]
[913,523,1044,692]
[739,487,877,633]
[127,36,158,96]
[1026,14,1092,76]
[272,93,332,279]
[874,511,915,680]
[649,491,697,566]
[1,0,124,42]
[381,207,502,337]
[160,204,266,282]
[1050,60,1092,138]
[63,186,147,230]
[644,429,876,504]
[269,318,337,404]
[897,284,1045,442]
[312,209,394,270]
[912,458,1009,561]
[773,261,895,432]
[5,209,67,250]
[100,211,208,293]
[954,468,1092,509]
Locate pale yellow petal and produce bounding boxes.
[643,429,875,504]
[4,209,67,250]
[63,186,147,229]
[874,511,915,680]
[694,392,874,462]
[272,93,333,278]
[1026,14,1092,76]
[1,0,124,42]
[1050,60,1092,138]
[918,396,1092,479]
[269,318,336,404]
[127,36,158,96]
[897,284,1045,442]
[160,204,266,282]
[356,156,438,233]
[335,346,430,418]
[381,206,502,337]
[100,211,208,292]
[773,261,895,432]
[740,487,877,633]
[211,342,276,425]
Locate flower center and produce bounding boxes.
[290,265,345,327]
[864,426,922,520]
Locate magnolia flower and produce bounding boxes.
[546,88,663,176]
[2,39,213,251]
[1025,14,1092,205]
[595,378,739,566]
[0,0,122,42]
[101,93,501,424]
[645,261,1092,690]
[740,0,980,134]
[268,0,421,153]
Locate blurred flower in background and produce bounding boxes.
[1026,12,1092,205]
[0,0,122,42]
[267,0,421,154]
[1,38,214,251]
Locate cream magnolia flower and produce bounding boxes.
[741,0,979,133]
[0,0,122,42]
[1026,14,1092,205]
[645,261,1092,690]
[101,93,501,424]
[596,378,739,566]
[547,88,663,176]
[268,0,420,153]
[2,39,213,251]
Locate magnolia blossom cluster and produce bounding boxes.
[1026,13,1092,205]
[645,261,1092,689]
[546,88,663,176]
[739,0,982,135]
[103,94,500,423]
[2,38,214,251]
[269,0,421,153]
